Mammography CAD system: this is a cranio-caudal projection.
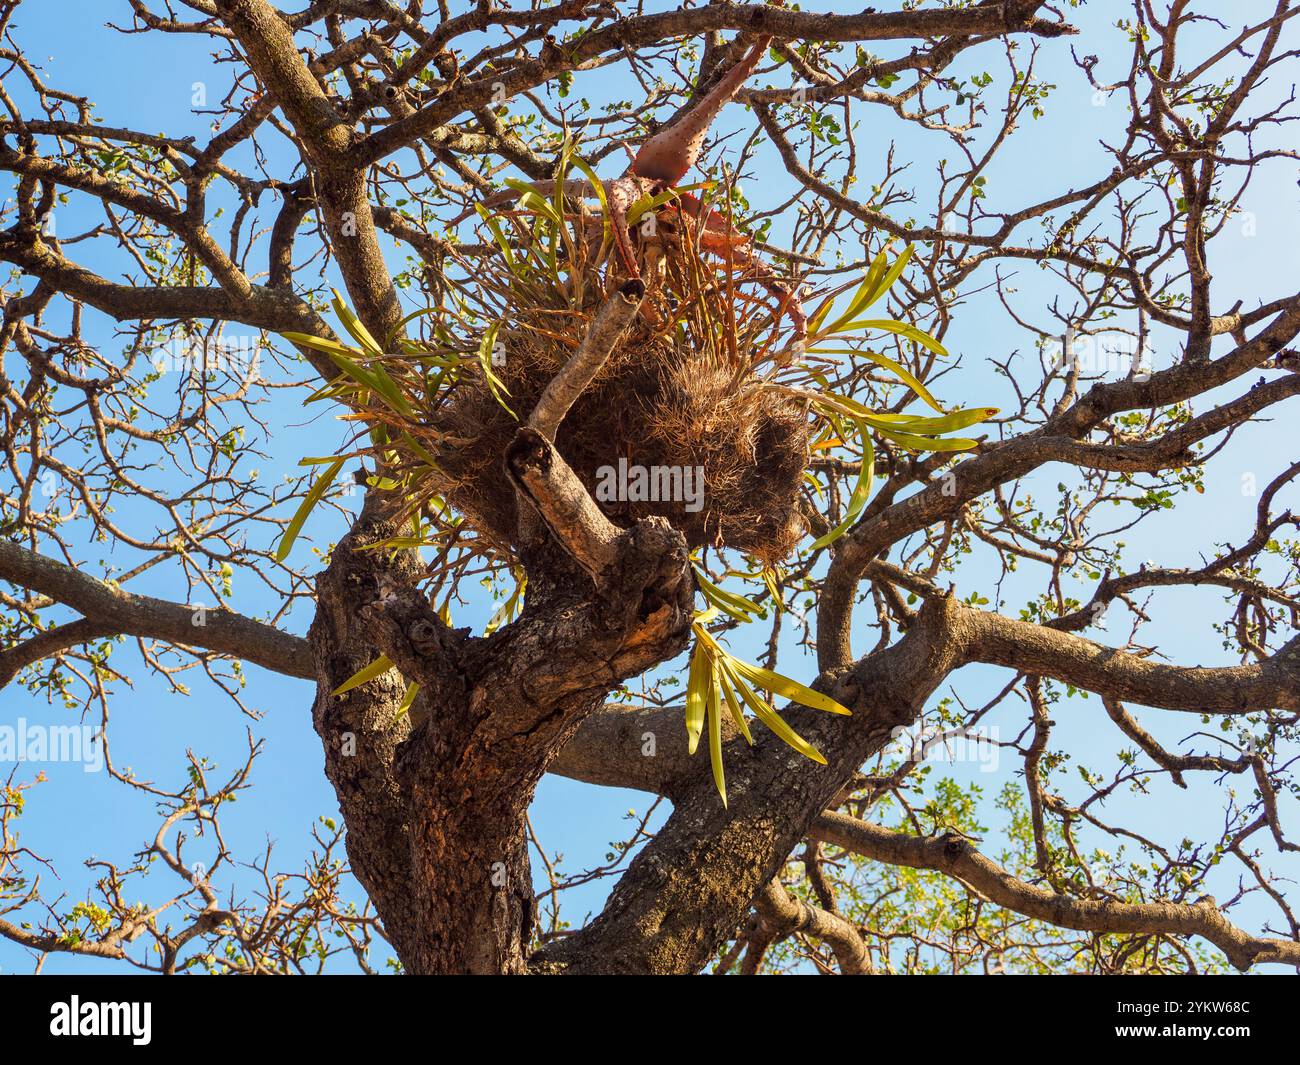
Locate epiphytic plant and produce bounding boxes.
[281,39,995,801]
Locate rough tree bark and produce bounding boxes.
[3,0,1299,977]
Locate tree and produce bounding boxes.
[1,0,1298,975]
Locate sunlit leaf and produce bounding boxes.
[276,457,344,562]
[810,418,873,549]
[332,654,394,696]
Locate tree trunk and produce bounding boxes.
[308,493,694,973]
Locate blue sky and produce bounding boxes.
[2,0,1298,973]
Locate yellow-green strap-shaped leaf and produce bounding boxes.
[475,203,525,278]
[568,153,611,250]
[808,347,944,414]
[685,639,708,754]
[505,179,567,228]
[284,332,413,418]
[724,656,852,717]
[807,275,864,338]
[298,454,357,465]
[276,456,344,561]
[331,290,385,357]
[707,664,727,806]
[861,407,998,434]
[813,392,991,443]
[826,244,914,334]
[624,181,712,227]
[394,680,420,719]
[719,671,754,745]
[476,321,517,418]
[720,660,827,765]
[282,331,366,360]
[874,428,980,452]
[692,563,766,621]
[823,250,887,336]
[811,418,874,550]
[760,568,783,613]
[398,432,440,472]
[485,571,527,634]
[864,243,914,308]
[332,654,394,696]
[388,305,442,346]
[839,318,948,356]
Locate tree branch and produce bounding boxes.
[529,280,644,443]
[0,538,312,681]
[956,603,1300,714]
[810,812,1300,971]
[357,2,1075,166]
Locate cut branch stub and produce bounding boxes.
[528,278,646,442]
[505,426,623,578]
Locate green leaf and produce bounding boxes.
[825,245,913,334]
[476,321,517,418]
[810,418,873,549]
[873,427,980,452]
[864,406,998,435]
[332,654,394,696]
[284,330,413,418]
[282,331,368,360]
[720,660,827,764]
[331,290,384,356]
[485,570,527,634]
[807,276,863,338]
[808,347,943,413]
[568,153,611,251]
[505,179,566,228]
[838,318,948,356]
[398,431,440,471]
[475,204,522,276]
[276,457,344,561]
[724,656,853,717]
[623,181,711,227]
[707,660,726,806]
[692,563,767,621]
[719,671,755,746]
[685,640,708,754]
[394,681,420,719]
